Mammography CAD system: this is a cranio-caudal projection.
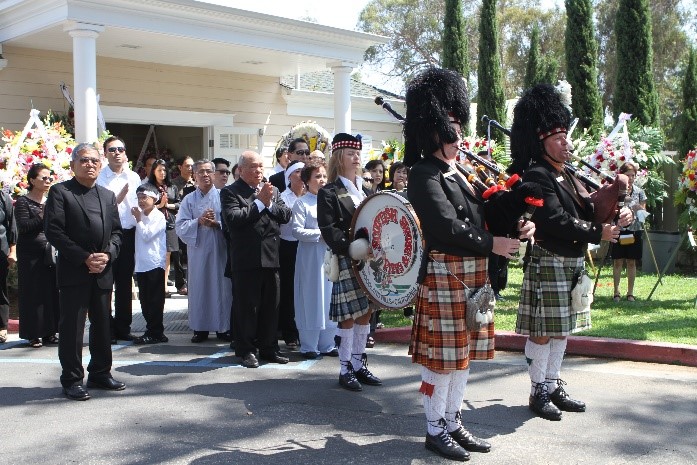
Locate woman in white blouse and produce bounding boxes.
[291,161,337,359]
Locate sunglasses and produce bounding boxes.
[216,169,231,175]
[107,146,126,153]
[79,157,101,165]
[39,176,52,181]
[294,150,310,156]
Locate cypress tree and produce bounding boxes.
[442,0,469,85]
[613,0,660,126]
[565,0,603,132]
[476,0,506,136]
[678,48,697,158]
[523,24,543,90]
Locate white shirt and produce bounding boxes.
[279,188,301,241]
[134,207,167,273]
[97,165,142,229]
[338,175,367,207]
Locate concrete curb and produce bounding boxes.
[374,326,697,368]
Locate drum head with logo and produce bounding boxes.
[350,192,423,308]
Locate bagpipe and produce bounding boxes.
[375,99,542,238]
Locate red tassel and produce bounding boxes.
[419,381,435,397]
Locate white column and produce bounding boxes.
[64,22,104,143]
[331,63,355,134]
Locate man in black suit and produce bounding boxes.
[44,143,125,401]
[221,151,292,368]
[269,138,309,192]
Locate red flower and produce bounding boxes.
[689,173,695,181]
[66,147,73,154]
[26,132,32,138]
[381,153,388,161]
[26,155,33,163]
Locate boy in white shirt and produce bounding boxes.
[131,184,168,344]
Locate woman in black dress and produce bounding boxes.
[16,163,59,348]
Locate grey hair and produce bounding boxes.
[238,151,260,168]
[193,159,213,173]
[72,142,99,161]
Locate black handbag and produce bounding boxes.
[44,242,57,267]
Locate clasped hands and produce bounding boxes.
[256,182,274,207]
[85,252,109,274]
[198,208,219,228]
[492,219,536,259]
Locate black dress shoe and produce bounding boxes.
[339,367,362,392]
[157,334,169,343]
[63,384,91,401]
[260,352,290,364]
[115,333,136,341]
[241,353,259,368]
[354,354,382,386]
[216,331,233,342]
[449,427,491,453]
[191,332,209,343]
[425,427,470,461]
[320,348,339,357]
[86,376,126,391]
[134,335,160,345]
[550,380,586,412]
[529,383,562,421]
[301,351,318,360]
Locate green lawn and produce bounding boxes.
[380,263,697,345]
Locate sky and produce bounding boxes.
[203,0,564,94]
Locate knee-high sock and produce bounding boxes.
[525,339,551,395]
[545,338,568,392]
[420,366,451,436]
[337,327,354,375]
[445,368,470,433]
[351,323,370,371]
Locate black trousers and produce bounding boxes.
[278,239,299,343]
[136,268,165,337]
[111,227,135,336]
[232,268,280,357]
[58,280,112,388]
[0,252,8,329]
[171,248,187,289]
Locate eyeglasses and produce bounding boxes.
[40,176,52,181]
[107,146,126,153]
[197,169,214,176]
[216,169,231,175]
[293,150,310,156]
[363,177,374,183]
[79,157,101,165]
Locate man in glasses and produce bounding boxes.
[97,136,141,344]
[45,142,125,400]
[269,138,309,192]
[212,157,232,189]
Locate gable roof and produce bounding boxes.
[281,71,403,100]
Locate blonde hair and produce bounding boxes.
[327,147,361,182]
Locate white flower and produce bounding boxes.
[556,80,572,109]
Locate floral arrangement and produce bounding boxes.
[572,118,671,209]
[276,120,331,155]
[675,148,697,230]
[0,110,76,200]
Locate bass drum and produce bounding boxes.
[350,192,423,309]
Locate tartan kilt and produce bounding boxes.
[330,255,370,322]
[409,253,495,371]
[516,244,591,337]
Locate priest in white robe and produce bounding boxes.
[175,160,231,342]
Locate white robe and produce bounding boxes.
[175,187,231,332]
[292,193,335,331]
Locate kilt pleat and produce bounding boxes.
[330,255,370,322]
[516,244,591,337]
[409,253,495,371]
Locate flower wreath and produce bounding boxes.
[276,121,331,155]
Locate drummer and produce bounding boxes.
[317,133,383,392]
[403,67,535,461]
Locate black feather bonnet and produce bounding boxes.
[403,67,470,167]
[508,83,572,176]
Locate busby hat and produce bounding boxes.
[331,133,362,151]
[508,83,573,176]
[403,67,470,167]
